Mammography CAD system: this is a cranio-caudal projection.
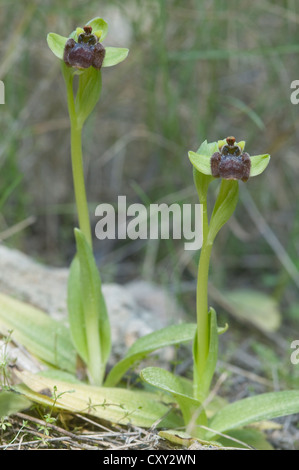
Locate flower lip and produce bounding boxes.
[63,26,106,70]
[211,136,251,182]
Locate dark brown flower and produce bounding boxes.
[63,25,106,70]
[211,136,251,182]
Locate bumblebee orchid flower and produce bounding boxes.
[188,137,270,182]
[47,17,129,70]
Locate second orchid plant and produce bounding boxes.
[140,138,271,435]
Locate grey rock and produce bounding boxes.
[0,244,185,373]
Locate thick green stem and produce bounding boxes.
[63,65,103,384]
[64,68,92,248]
[196,241,212,374]
[70,125,92,247]
[193,176,239,401]
[193,195,213,400]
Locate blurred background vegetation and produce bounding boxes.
[1,0,299,386]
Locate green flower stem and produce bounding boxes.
[70,125,92,248]
[193,176,239,401]
[194,196,213,401]
[193,169,213,400]
[195,239,212,383]
[64,66,92,248]
[63,65,103,384]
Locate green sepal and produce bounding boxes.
[188,152,211,176]
[102,47,129,67]
[85,17,108,40]
[250,154,271,177]
[188,139,218,177]
[70,18,108,42]
[47,32,68,60]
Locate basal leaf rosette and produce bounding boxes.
[189,137,270,182]
[47,17,129,69]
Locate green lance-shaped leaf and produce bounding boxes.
[71,228,111,385]
[193,308,219,402]
[0,390,32,418]
[67,256,88,364]
[217,427,274,450]
[141,367,207,436]
[0,293,76,373]
[193,166,214,204]
[105,321,227,387]
[206,390,299,440]
[105,323,197,387]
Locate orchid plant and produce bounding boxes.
[1,16,299,450]
[46,18,129,386]
[139,138,299,447]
